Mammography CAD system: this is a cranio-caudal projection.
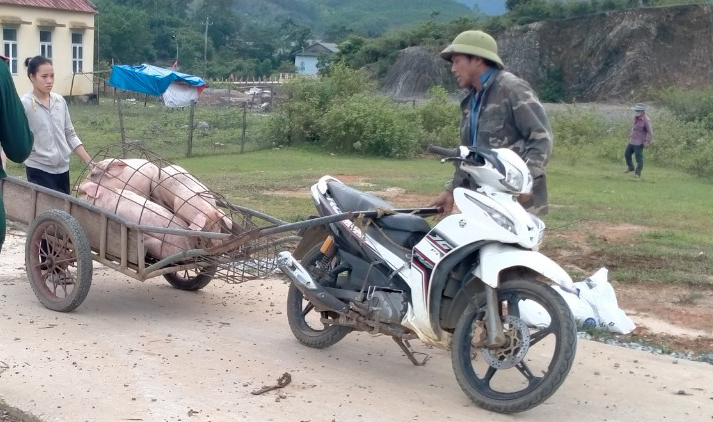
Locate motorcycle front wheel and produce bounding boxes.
[286,243,351,349]
[451,277,577,414]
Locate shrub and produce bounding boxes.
[418,86,460,148]
[644,110,713,176]
[540,67,565,103]
[269,64,374,145]
[652,87,713,127]
[550,106,617,164]
[319,93,422,158]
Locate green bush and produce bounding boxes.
[550,106,616,164]
[652,87,713,126]
[268,64,375,145]
[540,67,565,103]
[319,93,422,158]
[268,67,460,158]
[418,86,460,148]
[644,110,713,176]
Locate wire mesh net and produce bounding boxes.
[73,142,294,283]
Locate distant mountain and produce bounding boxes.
[454,0,507,15]
[234,0,482,37]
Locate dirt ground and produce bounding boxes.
[541,221,713,355]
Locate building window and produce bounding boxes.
[71,32,83,73]
[40,30,52,59]
[2,28,18,74]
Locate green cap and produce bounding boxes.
[440,30,504,69]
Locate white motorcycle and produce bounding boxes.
[277,145,578,413]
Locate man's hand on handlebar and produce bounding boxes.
[429,190,455,221]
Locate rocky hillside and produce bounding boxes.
[499,4,713,101]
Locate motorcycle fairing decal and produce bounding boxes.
[426,233,453,255]
[412,247,434,306]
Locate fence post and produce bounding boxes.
[187,100,196,158]
[116,94,127,158]
[69,73,76,103]
[240,102,247,153]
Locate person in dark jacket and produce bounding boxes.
[0,55,34,253]
[430,30,553,217]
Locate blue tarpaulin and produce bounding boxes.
[108,64,205,97]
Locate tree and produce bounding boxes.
[95,1,155,64]
[323,24,354,43]
[192,0,242,48]
[506,0,532,11]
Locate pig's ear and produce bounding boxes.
[189,214,207,232]
[107,160,128,176]
[79,184,100,199]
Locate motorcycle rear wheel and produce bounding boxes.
[451,278,577,414]
[286,244,351,349]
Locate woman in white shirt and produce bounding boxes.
[21,55,92,194]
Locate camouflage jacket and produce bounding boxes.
[448,69,553,216]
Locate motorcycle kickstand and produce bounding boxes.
[392,337,429,366]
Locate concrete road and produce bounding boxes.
[1,231,711,422]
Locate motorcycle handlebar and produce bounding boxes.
[427,145,460,158]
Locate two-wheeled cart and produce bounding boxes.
[1,175,393,312]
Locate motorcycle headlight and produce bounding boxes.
[466,194,516,234]
[500,166,524,192]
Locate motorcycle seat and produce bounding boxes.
[327,182,432,237]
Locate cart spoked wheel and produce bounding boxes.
[163,265,217,291]
[25,210,93,312]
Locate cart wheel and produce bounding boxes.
[25,209,93,312]
[163,265,217,291]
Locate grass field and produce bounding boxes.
[4,100,712,287]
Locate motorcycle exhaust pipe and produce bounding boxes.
[277,251,349,315]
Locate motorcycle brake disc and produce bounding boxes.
[478,315,531,369]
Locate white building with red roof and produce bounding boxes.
[0,0,96,96]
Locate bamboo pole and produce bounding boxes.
[117,94,127,158]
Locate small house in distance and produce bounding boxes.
[294,41,338,76]
[0,0,96,97]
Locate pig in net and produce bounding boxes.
[73,142,294,283]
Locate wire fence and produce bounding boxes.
[69,88,280,161]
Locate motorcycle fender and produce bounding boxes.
[474,243,575,291]
[293,224,332,260]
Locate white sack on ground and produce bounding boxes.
[519,286,599,329]
[574,268,636,335]
[519,268,634,334]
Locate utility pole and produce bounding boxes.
[172,34,179,69]
[203,17,211,79]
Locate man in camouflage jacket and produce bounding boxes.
[431,30,553,216]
